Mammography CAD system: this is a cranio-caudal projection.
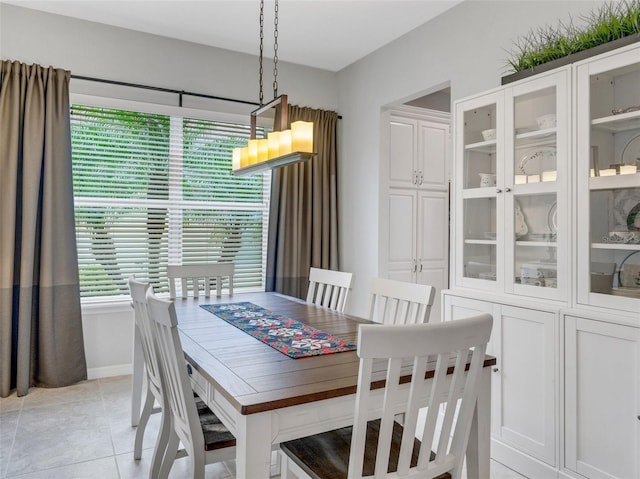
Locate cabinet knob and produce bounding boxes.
[505,187,512,192]
[186,364,193,375]
[496,188,502,194]
[492,367,499,373]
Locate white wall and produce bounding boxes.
[337,0,608,316]
[1,1,611,374]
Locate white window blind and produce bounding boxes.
[71,104,270,299]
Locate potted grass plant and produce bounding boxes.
[502,0,640,84]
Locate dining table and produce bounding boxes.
[131,291,495,478]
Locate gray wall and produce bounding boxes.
[336,0,607,315]
[0,1,609,375]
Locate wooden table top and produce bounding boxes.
[175,291,496,416]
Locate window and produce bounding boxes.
[71,104,270,299]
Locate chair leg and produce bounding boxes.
[157,429,180,479]
[191,445,205,479]
[151,409,173,479]
[133,387,155,459]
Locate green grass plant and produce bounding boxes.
[506,0,640,73]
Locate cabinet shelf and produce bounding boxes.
[591,242,640,251]
[588,173,640,190]
[515,128,556,145]
[516,240,558,247]
[464,239,496,245]
[591,109,640,132]
[464,140,496,153]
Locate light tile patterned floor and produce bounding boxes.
[0,375,527,478]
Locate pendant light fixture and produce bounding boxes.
[232,0,315,176]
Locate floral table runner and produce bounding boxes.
[200,302,357,359]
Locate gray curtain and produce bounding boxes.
[0,60,87,397]
[266,105,339,298]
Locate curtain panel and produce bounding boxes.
[266,105,339,298]
[0,60,86,397]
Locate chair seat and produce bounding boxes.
[194,394,236,451]
[280,420,450,479]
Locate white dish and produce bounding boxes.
[536,113,556,129]
[518,146,557,175]
[481,129,496,141]
[548,202,558,234]
[621,133,640,167]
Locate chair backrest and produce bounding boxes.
[348,314,493,479]
[145,288,205,454]
[367,278,436,325]
[128,276,163,395]
[167,263,235,299]
[306,267,354,313]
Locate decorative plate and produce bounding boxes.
[628,203,640,231]
[547,201,558,234]
[619,251,640,288]
[621,133,640,166]
[518,147,557,175]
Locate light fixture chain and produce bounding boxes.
[273,0,279,99]
[258,0,264,106]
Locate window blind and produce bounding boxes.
[71,104,270,299]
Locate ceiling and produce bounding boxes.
[2,0,462,71]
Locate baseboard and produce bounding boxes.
[87,363,132,380]
[492,439,559,478]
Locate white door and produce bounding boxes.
[565,316,640,479]
[417,191,449,322]
[495,305,556,467]
[388,116,417,188]
[387,189,417,283]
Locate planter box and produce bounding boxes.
[502,33,640,85]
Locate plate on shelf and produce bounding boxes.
[619,251,640,288]
[627,203,640,231]
[547,202,558,235]
[621,133,640,167]
[518,146,557,175]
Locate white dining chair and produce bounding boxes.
[128,277,166,478]
[367,277,436,325]
[144,288,236,478]
[306,267,354,313]
[167,262,235,299]
[280,313,493,479]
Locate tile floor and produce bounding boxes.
[0,375,527,479]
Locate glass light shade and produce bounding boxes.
[232,148,241,170]
[279,130,292,155]
[258,139,269,162]
[291,121,313,153]
[248,139,259,165]
[240,147,249,168]
[268,132,281,159]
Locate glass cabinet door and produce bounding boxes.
[455,92,504,288]
[576,45,640,313]
[505,69,570,300]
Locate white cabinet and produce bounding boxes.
[443,294,557,476]
[387,189,449,320]
[575,44,640,314]
[448,41,640,479]
[565,315,640,479]
[388,112,449,189]
[452,68,570,302]
[383,107,450,321]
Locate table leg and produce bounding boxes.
[131,322,144,427]
[466,367,491,479]
[235,412,273,479]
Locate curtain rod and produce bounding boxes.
[71,75,343,119]
[71,74,259,107]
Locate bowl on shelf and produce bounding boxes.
[536,114,556,129]
[481,129,496,141]
[479,173,496,187]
